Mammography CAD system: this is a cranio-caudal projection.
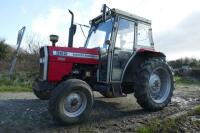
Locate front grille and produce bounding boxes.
[38,47,48,80]
[38,47,46,80]
[39,63,44,79]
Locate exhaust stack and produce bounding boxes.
[68,10,77,47]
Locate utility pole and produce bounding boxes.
[8,26,26,79]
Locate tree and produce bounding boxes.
[0,39,12,60]
[168,58,200,69]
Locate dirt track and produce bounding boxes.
[0,85,200,133]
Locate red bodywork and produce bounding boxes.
[137,48,166,57]
[47,46,99,82]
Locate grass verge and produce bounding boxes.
[0,74,32,92]
[137,118,178,133]
[194,105,200,115]
[0,85,31,92]
[175,76,200,85]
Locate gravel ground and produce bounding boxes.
[0,85,200,133]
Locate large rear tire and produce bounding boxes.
[134,58,174,111]
[49,79,93,125]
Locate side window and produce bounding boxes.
[137,23,151,47]
[115,19,135,50]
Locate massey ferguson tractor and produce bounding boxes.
[33,4,174,125]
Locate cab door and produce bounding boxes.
[97,19,114,82]
[111,18,135,82]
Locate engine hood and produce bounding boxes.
[47,46,100,65]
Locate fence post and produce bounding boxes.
[8,26,26,79]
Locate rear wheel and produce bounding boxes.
[134,58,174,111]
[49,79,93,125]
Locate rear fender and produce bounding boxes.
[121,49,166,84]
[136,48,166,59]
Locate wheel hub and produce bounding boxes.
[65,93,82,113]
[63,91,87,117]
[148,67,171,104]
[149,74,161,93]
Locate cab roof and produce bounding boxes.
[112,8,151,24]
[90,8,151,25]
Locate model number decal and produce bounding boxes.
[52,50,99,59]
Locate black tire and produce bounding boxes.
[32,81,51,100]
[134,58,174,111]
[49,79,93,125]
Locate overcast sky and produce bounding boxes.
[0,0,200,60]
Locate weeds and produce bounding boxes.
[194,106,200,115]
[137,105,200,133]
[137,127,152,133]
[137,118,180,133]
[175,76,200,85]
[0,73,33,92]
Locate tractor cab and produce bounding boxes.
[85,6,154,87]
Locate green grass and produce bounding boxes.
[137,118,180,133]
[194,105,200,115]
[175,76,200,85]
[0,74,32,92]
[137,127,152,133]
[0,85,31,92]
[137,105,200,133]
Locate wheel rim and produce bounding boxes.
[62,91,87,117]
[149,67,171,103]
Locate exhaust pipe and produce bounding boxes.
[68,10,77,47]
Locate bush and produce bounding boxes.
[0,34,42,92]
[0,39,10,60]
[195,106,200,115]
[0,73,33,92]
[168,58,200,69]
[175,76,200,85]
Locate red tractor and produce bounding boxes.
[33,4,174,125]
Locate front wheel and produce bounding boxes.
[49,79,93,125]
[134,58,174,111]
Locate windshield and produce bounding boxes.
[85,19,113,48]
